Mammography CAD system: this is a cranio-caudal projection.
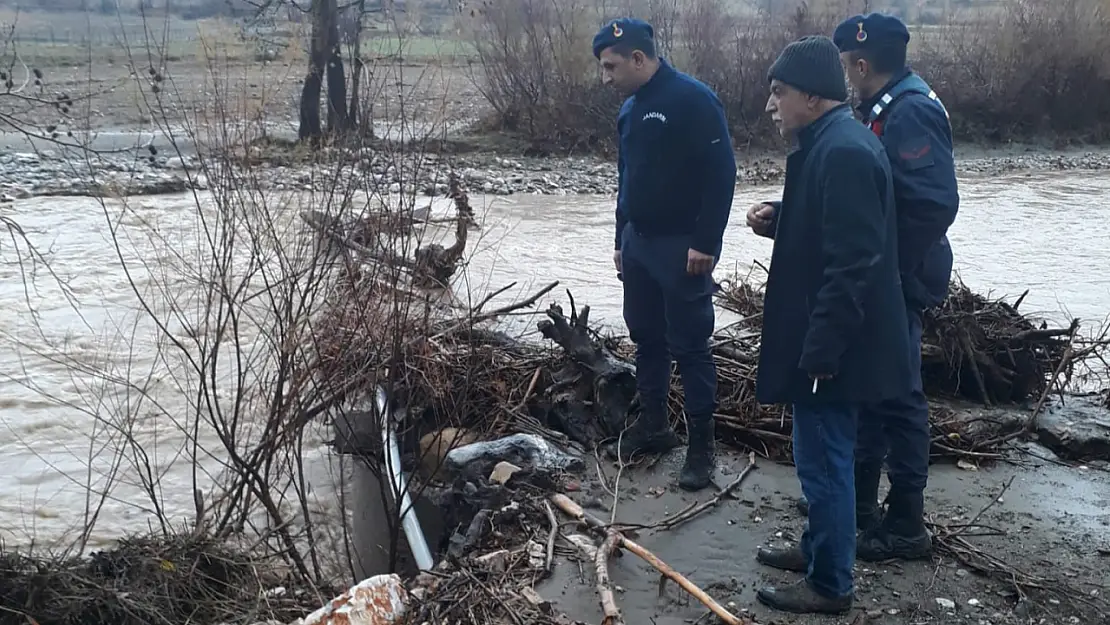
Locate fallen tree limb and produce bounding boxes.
[550,494,754,625]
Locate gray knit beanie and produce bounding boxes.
[767,35,848,102]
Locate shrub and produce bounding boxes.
[465,0,1110,152]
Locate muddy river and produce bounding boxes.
[1,170,1109,549]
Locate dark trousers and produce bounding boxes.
[620,226,717,421]
[794,400,859,599]
[855,309,930,518]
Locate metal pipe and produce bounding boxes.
[376,386,435,571]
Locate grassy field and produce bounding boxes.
[2,8,475,68]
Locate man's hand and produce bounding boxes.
[687,248,714,275]
[746,202,775,236]
[614,250,622,274]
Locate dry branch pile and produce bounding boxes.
[0,532,321,625]
[315,267,1097,468]
[921,281,1079,405]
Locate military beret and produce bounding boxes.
[833,13,910,53]
[592,17,654,59]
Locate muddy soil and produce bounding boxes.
[537,437,1109,624]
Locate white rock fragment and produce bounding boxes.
[292,573,408,625]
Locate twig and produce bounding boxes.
[951,475,1014,539]
[550,494,752,625]
[596,531,624,625]
[1025,334,1076,433]
[652,452,757,531]
[542,501,557,573]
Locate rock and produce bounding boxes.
[293,573,408,625]
[488,460,522,485]
[1036,396,1110,461]
[474,549,511,572]
[444,433,584,477]
[936,597,957,610]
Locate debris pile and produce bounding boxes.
[0,533,322,625]
[317,274,1096,465]
[921,281,1079,405]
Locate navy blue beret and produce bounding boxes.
[592,17,654,59]
[833,13,910,53]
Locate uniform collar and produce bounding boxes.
[634,58,675,98]
[857,69,913,119]
[792,103,853,152]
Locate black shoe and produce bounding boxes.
[756,545,807,573]
[678,416,715,491]
[605,418,680,463]
[857,526,932,562]
[756,580,852,615]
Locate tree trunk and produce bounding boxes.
[348,0,365,131]
[298,0,330,141]
[326,44,351,133]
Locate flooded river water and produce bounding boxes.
[1,169,1109,549]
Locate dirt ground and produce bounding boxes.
[535,428,1109,625]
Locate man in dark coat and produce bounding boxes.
[788,13,958,562]
[592,18,737,491]
[747,35,913,616]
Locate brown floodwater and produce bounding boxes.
[1,170,1108,554]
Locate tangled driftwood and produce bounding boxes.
[299,171,475,288]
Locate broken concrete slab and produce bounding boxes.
[1035,396,1110,461]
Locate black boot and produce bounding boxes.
[855,462,884,533]
[605,405,679,463]
[794,464,883,533]
[678,416,715,491]
[857,491,932,562]
[756,580,852,615]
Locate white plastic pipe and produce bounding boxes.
[376,386,435,571]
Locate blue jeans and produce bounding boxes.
[856,309,930,498]
[793,400,859,599]
[620,226,717,419]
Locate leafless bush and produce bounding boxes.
[915,0,1110,142]
[0,8,523,621]
[466,0,1110,151]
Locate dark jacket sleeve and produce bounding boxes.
[614,101,633,251]
[881,98,959,273]
[615,149,627,250]
[754,200,781,240]
[690,91,737,256]
[799,146,890,377]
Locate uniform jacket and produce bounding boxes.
[755,104,913,405]
[615,59,737,257]
[861,70,960,311]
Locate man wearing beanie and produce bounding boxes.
[591,18,737,492]
[789,13,958,563]
[748,35,913,615]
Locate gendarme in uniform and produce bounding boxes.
[832,12,961,563]
[592,18,737,491]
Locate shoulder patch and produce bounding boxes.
[896,135,935,171]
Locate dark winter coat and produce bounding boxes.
[754,104,913,405]
[615,59,737,257]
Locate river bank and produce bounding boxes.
[7,131,1110,200]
